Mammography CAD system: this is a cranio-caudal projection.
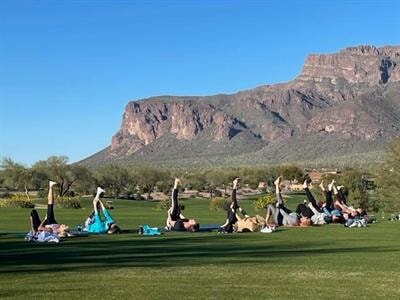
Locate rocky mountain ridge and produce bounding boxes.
[82,45,400,167]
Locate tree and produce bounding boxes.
[340,170,372,210]
[377,138,400,212]
[95,164,129,199]
[32,156,92,196]
[71,166,94,195]
[205,169,229,199]
[183,172,207,191]
[1,157,35,200]
[137,167,166,200]
[272,165,304,182]
[123,169,140,199]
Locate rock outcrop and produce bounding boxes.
[83,45,400,166]
[298,45,400,85]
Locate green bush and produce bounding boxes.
[253,193,275,211]
[0,194,35,208]
[209,197,230,211]
[55,196,81,209]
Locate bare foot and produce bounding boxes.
[303,180,308,189]
[319,180,325,191]
[328,179,335,191]
[274,176,282,186]
[174,178,181,189]
[49,181,57,188]
[97,187,106,195]
[233,178,240,189]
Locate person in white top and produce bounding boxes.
[29,180,70,238]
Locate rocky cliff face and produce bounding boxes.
[299,45,400,85]
[84,45,400,166]
[110,99,256,157]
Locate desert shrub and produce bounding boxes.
[55,196,81,209]
[253,193,276,211]
[209,197,230,211]
[0,194,35,208]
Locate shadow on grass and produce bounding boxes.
[1,233,397,274]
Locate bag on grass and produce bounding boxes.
[137,225,161,236]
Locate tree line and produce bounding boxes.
[1,137,400,212]
[0,156,305,200]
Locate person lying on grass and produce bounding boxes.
[83,187,121,234]
[29,180,70,240]
[219,178,250,233]
[166,178,199,232]
[330,182,369,227]
[261,176,313,228]
[302,179,331,225]
[264,176,299,228]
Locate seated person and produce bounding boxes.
[166,178,199,232]
[83,187,121,234]
[29,180,70,239]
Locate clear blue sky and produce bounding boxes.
[1,0,399,166]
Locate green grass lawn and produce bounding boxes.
[1,194,400,299]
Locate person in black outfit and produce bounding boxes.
[166,178,199,232]
[219,178,249,233]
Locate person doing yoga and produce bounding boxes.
[83,187,121,234]
[219,178,251,233]
[319,180,345,223]
[303,180,330,225]
[166,178,199,232]
[269,176,299,227]
[29,180,70,238]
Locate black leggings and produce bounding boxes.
[223,189,241,233]
[227,189,238,221]
[339,189,347,205]
[30,204,57,231]
[324,190,333,211]
[305,187,322,213]
[170,189,181,221]
[296,203,313,218]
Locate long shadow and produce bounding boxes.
[1,233,397,274]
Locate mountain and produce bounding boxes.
[81,45,400,168]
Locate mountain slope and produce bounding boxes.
[81,45,400,168]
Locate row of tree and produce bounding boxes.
[0,156,304,200]
[1,138,400,212]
